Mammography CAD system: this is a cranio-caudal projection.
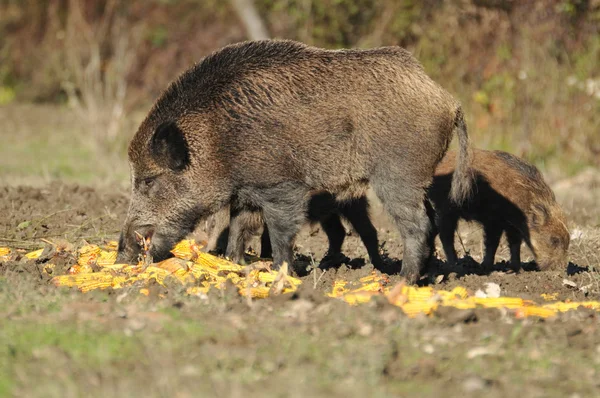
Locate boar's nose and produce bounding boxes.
[116,224,155,263]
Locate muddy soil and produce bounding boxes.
[1,182,598,303]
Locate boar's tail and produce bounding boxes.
[450,107,473,204]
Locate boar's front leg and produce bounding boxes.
[251,183,309,273]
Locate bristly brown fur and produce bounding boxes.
[118,39,473,283]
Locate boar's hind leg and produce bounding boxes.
[481,223,502,268]
[339,197,385,270]
[372,183,432,283]
[504,227,522,272]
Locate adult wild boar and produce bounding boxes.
[428,149,570,271]
[207,193,384,270]
[117,39,472,282]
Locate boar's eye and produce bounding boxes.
[550,236,560,248]
[143,177,155,189]
[138,176,158,193]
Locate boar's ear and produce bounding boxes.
[150,121,190,171]
[530,203,549,228]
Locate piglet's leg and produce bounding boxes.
[505,228,522,272]
[481,223,502,268]
[225,208,251,265]
[319,213,349,268]
[340,197,384,270]
[437,213,459,266]
[259,225,272,258]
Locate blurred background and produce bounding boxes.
[0,0,598,186]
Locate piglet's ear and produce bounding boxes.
[530,203,549,227]
[150,121,190,171]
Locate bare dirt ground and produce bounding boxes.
[1,175,599,397]
[1,103,599,397]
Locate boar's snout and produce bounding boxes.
[116,223,155,264]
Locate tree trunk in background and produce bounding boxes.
[230,0,270,40]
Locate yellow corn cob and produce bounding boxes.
[239,286,271,298]
[543,301,600,312]
[327,281,349,298]
[154,257,188,273]
[96,250,117,267]
[226,272,242,285]
[25,248,44,259]
[354,282,384,293]
[79,279,115,293]
[359,272,384,284]
[474,297,524,309]
[579,301,600,310]
[189,263,221,279]
[282,287,298,294]
[400,302,438,318]
[170,239,196,259]
[100,263,140,274]
[139,266,172,285]
[77,244,101,266]
[0,247,11,257]
[515,306,557,319]
[52,273,114,288]
[341,291,380,305]
[104,240,119,251]
[405,286,434,302]
[68,264,94,274]
[193,251,245,272]
[449,286,469,299]
[110,276,129,289]
[441,299,477,310]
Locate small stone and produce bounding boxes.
[463,376,487,392]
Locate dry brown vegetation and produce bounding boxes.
[0,0,599,171]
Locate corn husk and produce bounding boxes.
[25,248,44,259]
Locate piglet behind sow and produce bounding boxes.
[428,149,570,271]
